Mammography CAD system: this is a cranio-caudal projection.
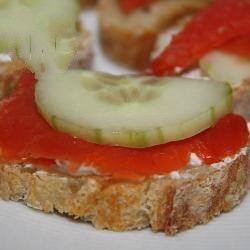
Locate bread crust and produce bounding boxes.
[0,154,248,235]
[233,80,250,121]
[0,60,27,99]
[0,50,249,236]
[79,0,97,8]
[98,0,210,70]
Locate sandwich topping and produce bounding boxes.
[0,72,248,180]
[35,70,232,148]
[0,0,78,73]
[149,0,250,76]
[221,34,250,59]
[0,0,248,181]
[200,35,250,85]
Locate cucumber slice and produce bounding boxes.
[0,0,8,7]
[199,50,250,85]
[55,37,78,70]
[0,0,79,72]
[35,71,232,148]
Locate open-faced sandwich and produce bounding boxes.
[98,0,210,70]
[149,0,250,121]
[0,0,249,236]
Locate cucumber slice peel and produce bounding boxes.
[36,71,232,148]
[0,0,233,148]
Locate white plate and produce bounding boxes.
[0,10,250,250]
[0,195,250,250]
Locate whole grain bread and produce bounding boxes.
[79,0,97,8]
[0,154,248,235]
[233,80,250,121]
[0,60,27,99]
[0,61,248,235]
[79,0,98,9]
[98,0,211,70]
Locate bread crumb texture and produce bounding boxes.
[0,155,248,235]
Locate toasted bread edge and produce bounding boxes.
[0,154,248,235]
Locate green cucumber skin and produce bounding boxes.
[0,1,234,149]
[41,109,232,149]
[35,73,232,148]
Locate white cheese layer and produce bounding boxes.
[169,147,248,180]
[54,147,248,178]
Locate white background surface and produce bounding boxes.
[0,10,249,250]
[1,195,250,250]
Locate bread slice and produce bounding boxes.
[0,153,248,235]
[98,0,210,70]
[0,60,27,99]
[0,61,248,235]
[79,0,97,8]
[233,80,250,122]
